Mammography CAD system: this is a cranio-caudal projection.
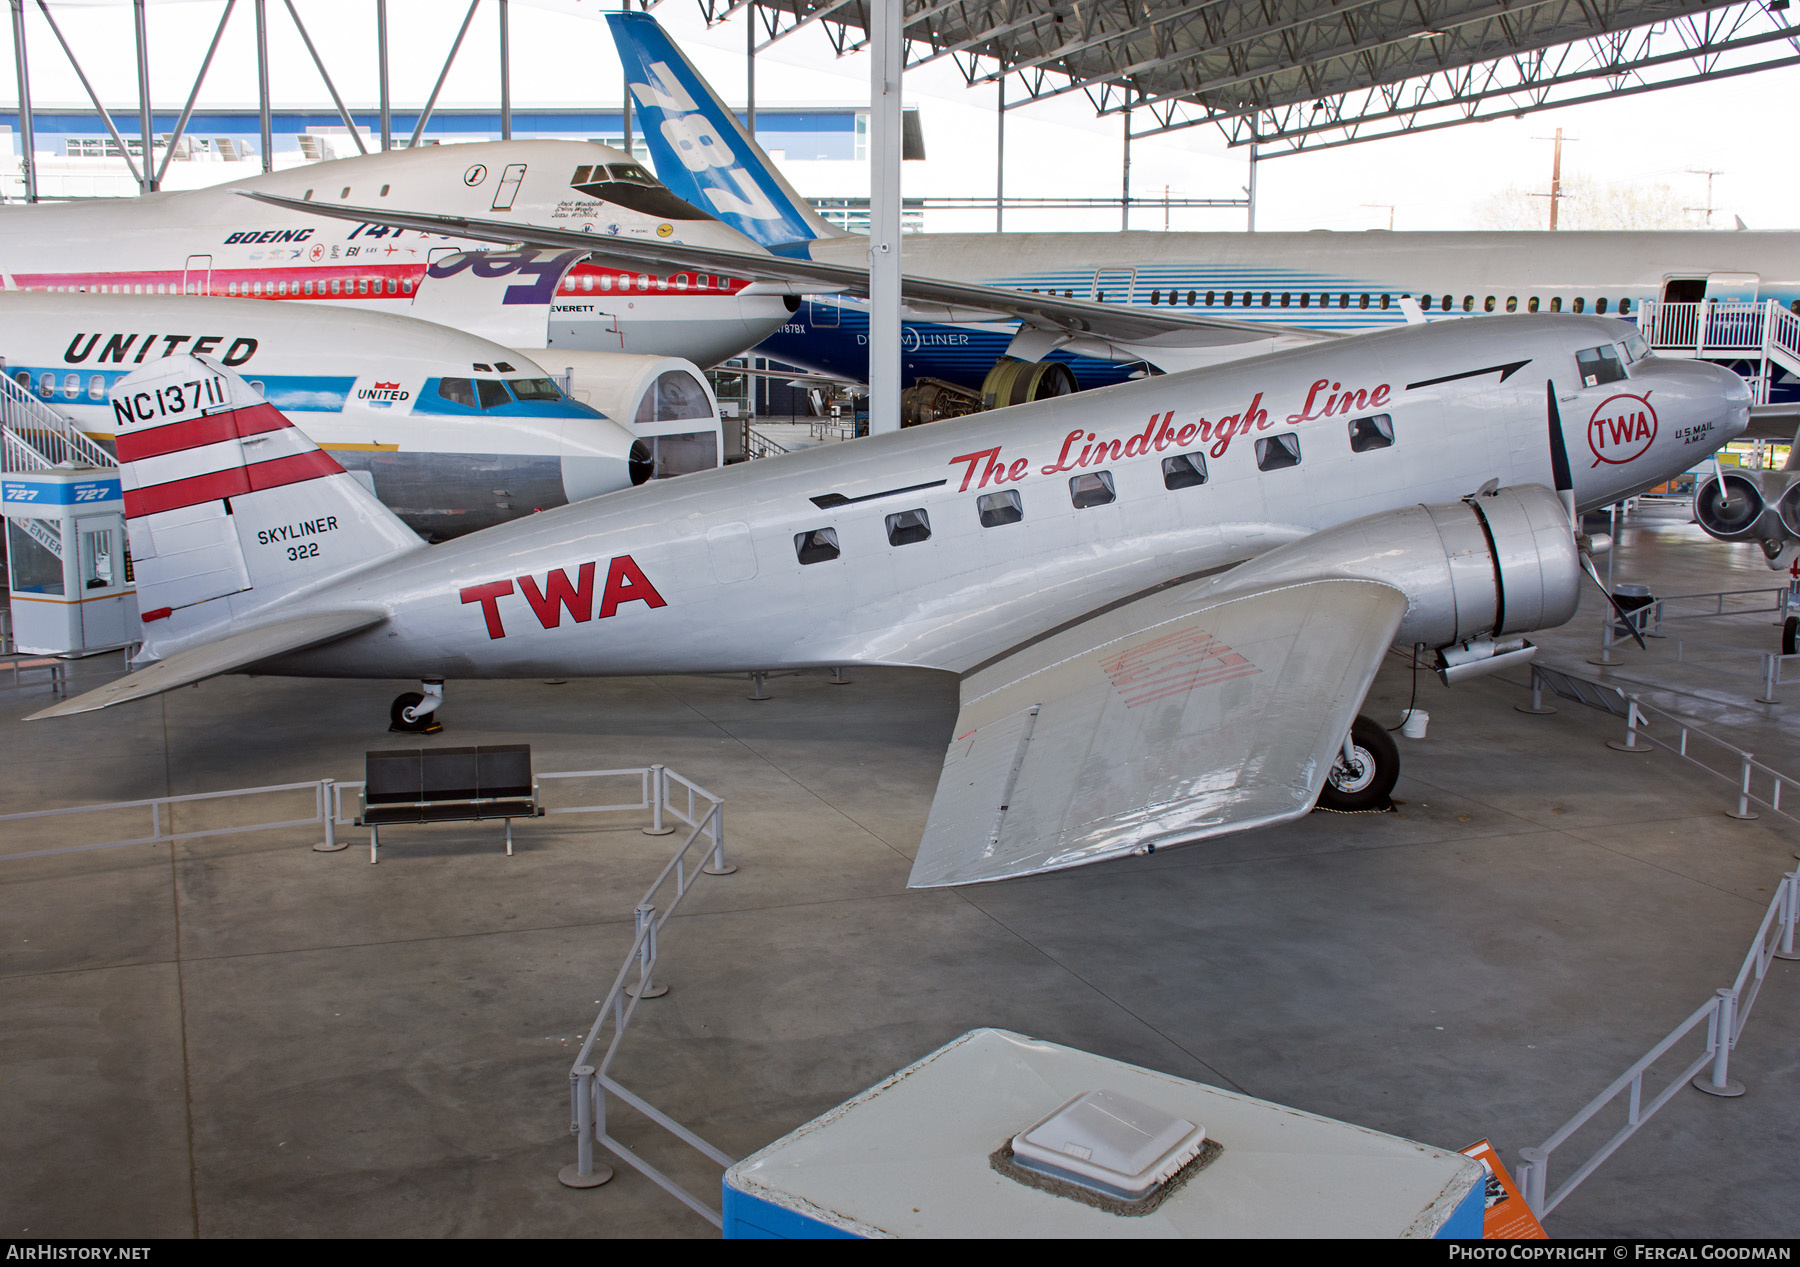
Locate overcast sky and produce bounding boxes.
[7,0,1795,233]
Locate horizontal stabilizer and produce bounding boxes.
[910,577,1407,888]
[27,608,386,720]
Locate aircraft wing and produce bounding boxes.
[909,575,1407,888]
[27,608,387,720]
[238,191,1330,351]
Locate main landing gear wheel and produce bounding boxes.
[389,692,442,734]
[1318,715,1400,812]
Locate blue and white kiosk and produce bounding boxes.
[2,466,136,655]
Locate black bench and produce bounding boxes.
[355,744,543,863]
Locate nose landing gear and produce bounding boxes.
[390,679,445,733]
[1318,714,1400,812]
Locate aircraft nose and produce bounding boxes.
[1689,358,1753,443]
[558,414,645,504]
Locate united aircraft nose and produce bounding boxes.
[558,414,645,504]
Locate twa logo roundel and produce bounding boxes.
[1587,393,1658,467]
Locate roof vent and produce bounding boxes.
[1008,1089,1207,1202]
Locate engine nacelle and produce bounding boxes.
[1214,484,1582,677]
[1694,472,1772,541]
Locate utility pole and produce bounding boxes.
[1529,128,1575,229]
[1686,168,1724,227]
[1362,203,1395,230]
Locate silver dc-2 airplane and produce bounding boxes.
[32,315,1748,887]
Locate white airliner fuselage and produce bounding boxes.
[0,141,793,368]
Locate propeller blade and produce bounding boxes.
[1547,381,1577,524]
[1581,554,1648,650]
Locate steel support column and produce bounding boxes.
[1246,139,1258,232]
[620,0,633,156]
[995,74,1004,232]
[285,0,366,154]
[254,0,271,172]
[867,0,902,435]
[10,0,35,202]
[376,0,390,150]
[499,0,511,140]
[1120,108,1130,231]
[154,0,237,189]
[409,0,480,152]
[36,0,145,189]
[745,1,755,135]
[132,0,153,191]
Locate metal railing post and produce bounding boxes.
[1516,1146,1548,1218]
[1758,653,1781,705]
[1517,663,1556,714]
[1692,989,1746,1097]
[313,778,346,852]
[1606,701,1645,752]
[626,903,669,999]
[558,1065,613,1188]
[702,802,737,875]
[1726,755,1760,820]
[1777,872,1800,962]
[643,764,674,836]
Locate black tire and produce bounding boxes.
[1784,616,1798,658]
[1318,714,1400,812]
[389,691,440,733]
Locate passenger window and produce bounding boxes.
[1576,345,1626,387]
[1162,453,1208,489]
[1358,293,1369,310]
[1256,434,1301,471]
[1187,290,1196,306]
[1379,294,1390,310]
[795,528,840,565]
[1280,292,1290,308]
[978,490,1023,527]
[1299,292,1310,309]
[1528,296,1539,313]
[87,374,104,401]
[1204,290,1214,306]
[885,508,931,546]
[1549,296,1562,312]
[1222,292,1233,308]
[1418,295,1432,311]
[476,379,513,410]
[1596,297,1609,314]
[1620,298,1633,315]
[1505,296,1518,313]
[1462,296,1473,312]
[1441,294,1452,310]
[1338,293,1349,309]
[1483,295,1496,313]
[1348,414,1394,452]
[1069,471,1116,509]
[1261,292,1271,307]
[437,378,478,408]
[1149,290,1160,305]
[1572,297,1586,313]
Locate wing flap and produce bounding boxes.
[909,577,1408,888]
[27,608,387,720]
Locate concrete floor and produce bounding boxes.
[3,512,1798,1239]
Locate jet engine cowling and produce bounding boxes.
[1210,484,1582,681]
[1695,473,1770,541]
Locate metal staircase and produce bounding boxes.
[1639,298,1800,403]
[0,371,115,475]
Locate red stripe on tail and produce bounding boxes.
[123,450,342,518]
[115,401,294,463]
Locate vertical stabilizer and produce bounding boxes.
[606,11,845,249]
[115,355,424,652]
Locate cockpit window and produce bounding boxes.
[1576,345,1627,387]
[607,163,658,185]
[570,161,711,221]
[1622,334,1649,363]
[508,377,562,401]
[437,377,478,408]
[476,379,512,410]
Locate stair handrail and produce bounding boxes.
[0,371,114,471]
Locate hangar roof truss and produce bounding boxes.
[686,0,1800,156]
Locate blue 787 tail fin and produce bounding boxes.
[606,11,844,250]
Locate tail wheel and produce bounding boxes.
[389,691,441,734]
[980,358,1078,410]
[1318,715,1400,812]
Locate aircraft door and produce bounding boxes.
[491,163,527,211]
[1705,273,1760,302]
[183,254,213,296]
[75,516,129,647]
[810,298,840,328]
[1092,269,1135,304]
